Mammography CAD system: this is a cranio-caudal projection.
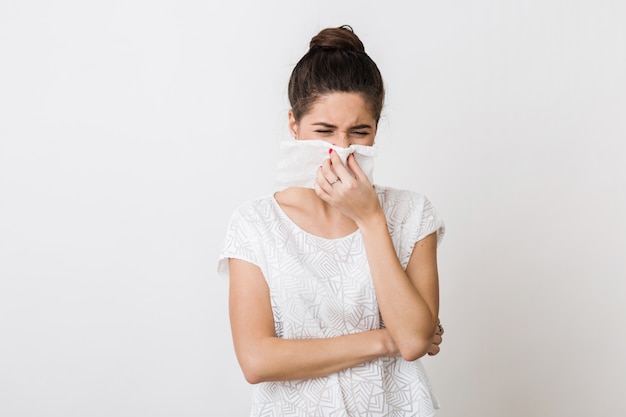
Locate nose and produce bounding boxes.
[339,132,349,148]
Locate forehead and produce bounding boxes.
[304,92,375,124]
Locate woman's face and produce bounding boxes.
[289,92,377,147]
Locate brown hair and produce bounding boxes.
[288,25,385,123]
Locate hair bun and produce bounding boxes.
[309,25,365,53]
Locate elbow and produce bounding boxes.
[239,359,263,384]
[400,344,429,362]
[236,336,283,384]
[399,317,439,361]
[242,369,263,385]
[238,352,268,385]
[398,334,433,362]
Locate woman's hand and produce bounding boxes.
[314,150,382,225]
[427,320,444,356]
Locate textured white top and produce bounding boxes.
[218,185,445,417]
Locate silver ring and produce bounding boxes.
[329,177,341,186]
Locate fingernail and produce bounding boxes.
[328,148,333,154]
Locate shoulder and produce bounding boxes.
[375,184,445,244]
[224,194,279,233]
[219,195,276,278]
[229,194,276,219]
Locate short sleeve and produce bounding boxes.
[396,193,445,268]
[216,205,264,279]
[415,196,445,245]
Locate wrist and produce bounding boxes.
[356,209,387,233]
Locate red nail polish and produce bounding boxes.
[328,148,333,154]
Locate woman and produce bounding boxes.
[218,25,445,417]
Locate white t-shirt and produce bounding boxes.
[218,185,445,417]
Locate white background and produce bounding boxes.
[1,1,624,416]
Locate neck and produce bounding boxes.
[276,187,337,213]
[274,187,358,239]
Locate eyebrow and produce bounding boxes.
[312,122,373,130]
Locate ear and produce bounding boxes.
[288,110,298,138]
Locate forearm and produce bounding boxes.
[237,329,393,384]
[358,212,437,360]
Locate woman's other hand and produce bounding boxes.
[427,320,444,356]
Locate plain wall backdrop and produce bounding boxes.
[1,1,624,416]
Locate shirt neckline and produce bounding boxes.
[269,194,362,242]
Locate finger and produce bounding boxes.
[427,343,440,356]
[320,156,343,185]
[313,172,332,202]
[346,153,369,183]
[327,149,353,182]
[315,165,334,195]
